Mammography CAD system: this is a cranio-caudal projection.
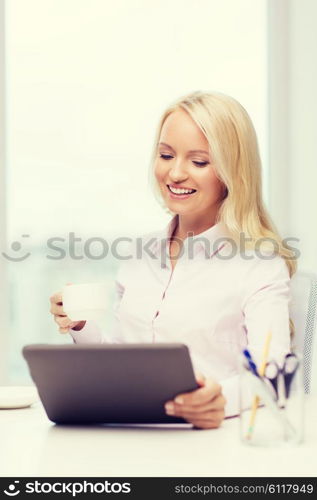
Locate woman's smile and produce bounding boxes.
[167,183,197,199]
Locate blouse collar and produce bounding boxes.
[149,214,230,259]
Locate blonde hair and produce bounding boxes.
[149,90,297,334]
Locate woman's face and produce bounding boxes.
[154,109,225,221]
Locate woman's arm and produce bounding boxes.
[241,253,291,365]
[167,254,292,424]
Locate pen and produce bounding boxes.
[244,332,272,440]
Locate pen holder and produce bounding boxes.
[239,353,304,447]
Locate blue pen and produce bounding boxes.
[242,349,259,376]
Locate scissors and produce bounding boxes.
[264,353,299,407]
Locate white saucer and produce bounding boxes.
[0,386,39,409]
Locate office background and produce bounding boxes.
[0,0,316,389]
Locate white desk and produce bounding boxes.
[1,396,316,477]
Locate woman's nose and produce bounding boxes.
[168,160,188,182]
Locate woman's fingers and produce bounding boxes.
[50,291,63,305]
[173,379,222,407]
[59,327,70,334]
[50,284,74,333]
[55,316,70,327]
[174,407,225,429]
[50,303,67,316]
[53,313,77,333]
[191,418,223,430]
[171,407,225,421]
[50,283,72,311]
[54,315,76,328]
[194,372,206,386]
[166,394,226,415]
[165,377,226,429]
[165,404,225,429]
[58,322,78,334]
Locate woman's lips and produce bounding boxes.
[166,184,197,200]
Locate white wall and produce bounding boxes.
[288,0,317,275]
[267,0,290,235]
[268,0,317,274]
[0,0,8,384]
[6,0,267,244]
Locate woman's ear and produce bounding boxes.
[221,185,228,200]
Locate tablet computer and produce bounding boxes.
[22,343,199,425]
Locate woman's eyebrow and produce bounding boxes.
[158,142,209,155]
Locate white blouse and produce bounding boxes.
[70,215,292,417]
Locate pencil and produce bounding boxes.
[245,331,272,440]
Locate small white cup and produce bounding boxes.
[62,282,109,321]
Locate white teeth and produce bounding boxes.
[169,186,195,195]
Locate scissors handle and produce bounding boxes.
[265,360,279,379]
[284,353,299,373]
[283,354,299,398]
[264,361,279,400]
[264,354,299,402]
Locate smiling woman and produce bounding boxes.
[150,92,295,269]
[154,108,226,239]
[48,90,298,429]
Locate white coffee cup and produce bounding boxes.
[62,282,109,321]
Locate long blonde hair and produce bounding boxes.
[149,90,297,334]
[149,91,296,274]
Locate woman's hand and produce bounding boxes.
[164,373,226,429]
[49,283,86,334]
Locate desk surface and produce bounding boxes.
[1,396,316,477]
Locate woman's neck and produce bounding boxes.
[173,213,219,241]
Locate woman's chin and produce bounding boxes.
[165,202,195,215]
[161,191,199,215]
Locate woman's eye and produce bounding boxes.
[158,154,208,166]
[159,154,173,160]
[193,161,208,167]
